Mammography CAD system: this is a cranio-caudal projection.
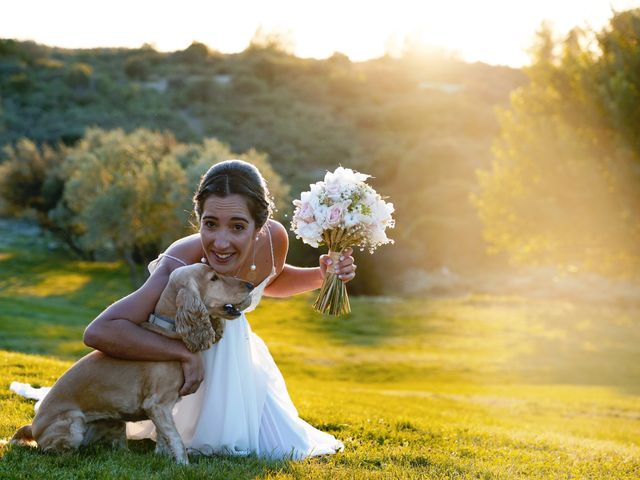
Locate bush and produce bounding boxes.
[186,78,216,103]
[124,55,150,80]
[7,73,32,93]
[66,63,93,89]
[232,75,268,95]
[177,41,209,64]
[0,139,65,214]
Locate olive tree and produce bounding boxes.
[51,128,189,285]
[0,127,290,286]
[473,11,640,278]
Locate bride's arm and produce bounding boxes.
[263,264,325,297]
[83,263,185,360]
[83,234,205,395]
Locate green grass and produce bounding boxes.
[1,219,639,479]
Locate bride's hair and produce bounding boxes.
[194,159,273,229]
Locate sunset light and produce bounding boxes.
[2,0,640,476]
[2,0,640,66]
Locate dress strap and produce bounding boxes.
[160,253,188,267]
[266,226,275,274]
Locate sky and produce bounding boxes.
[2,0,640,67]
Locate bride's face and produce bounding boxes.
[199,194,257,276]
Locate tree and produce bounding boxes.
[178,41,210,64]
[52,128,189,285]
[124,55,151,80]
[0,139,64,212]
[247,27,295,55]
[66,62,93,89]
[0,128,290,286]
[0,139,78,252]
[597,10,640,154]
[473,10,640,277]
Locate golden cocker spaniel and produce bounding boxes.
[11,263,253,464]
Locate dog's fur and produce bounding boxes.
[11,263,253,464]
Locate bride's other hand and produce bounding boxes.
[180,351,204,396]
[319,247,357,283]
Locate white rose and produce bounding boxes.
[329,166,370,184]
[324,179,343,201]
[297,222,323,247]
[374,199,395,226]
[315,205,329,229]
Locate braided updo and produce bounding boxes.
[193,160,273,229]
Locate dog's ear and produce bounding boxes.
[209,316,224,344]
[175,283,216,352]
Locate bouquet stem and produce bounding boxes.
[313,250,351,316]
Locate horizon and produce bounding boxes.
[2,1,640,68]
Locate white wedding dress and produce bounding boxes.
[126,229,344,460]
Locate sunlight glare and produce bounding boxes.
[1,0,640,66]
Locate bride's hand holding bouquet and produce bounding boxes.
[291,167,395,316]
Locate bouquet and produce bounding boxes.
[291,167,395,315]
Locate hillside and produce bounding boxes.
[0,39,528,293]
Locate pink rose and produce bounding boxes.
[326,203,345,227]
[298,201,315,223]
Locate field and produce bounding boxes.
[1,219,639,479]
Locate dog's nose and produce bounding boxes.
[224,304,240,316]
[245,282,254,291]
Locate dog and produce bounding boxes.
[11,263,253,464]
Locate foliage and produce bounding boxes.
[0,140,73,252]
[474,10,640,278]
[0,39,47,64]
[0,43,195,147]
[0,31,531,293]
[0,219,639,478]
[65,62,93,89]
[176,41,210,64]
[0,129,289,286]
[0,139,66,214]
[247,27,295,55]
[598,10,640,152]
[124,55,151,80]
[51,128,187,284]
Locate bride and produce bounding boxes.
[83,159,356,459]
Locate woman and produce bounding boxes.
[83,159,356,459]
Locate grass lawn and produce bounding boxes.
[0,219,639,479]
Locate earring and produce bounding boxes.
[250,235,258,272]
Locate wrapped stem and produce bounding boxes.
[313,242,351,316]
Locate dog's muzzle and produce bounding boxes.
[224,304,242,317]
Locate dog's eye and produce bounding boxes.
[210,274,218,282]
